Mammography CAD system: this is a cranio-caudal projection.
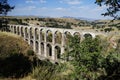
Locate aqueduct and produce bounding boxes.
[9,25,106,62]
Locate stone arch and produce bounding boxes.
[25,39,28,42]
[14,26,16,34]
[30,27,33,39]
[16,26,20,35]
[25,27,28,38]
[46,30,52,42]
[30,40,33,49]
[47,43,52,57]
[35,28,39,40]
[73,32,81,41]
[40,29,44,41]
[84,33,92,39]
[35,41,39,53]
[20,27,24,37]
[10,25,13,32]
[41,42,44,55]
[55,46,61,60]
[55,31,62,44]
[64,31,71,44]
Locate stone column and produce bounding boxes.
[52,45,55,61]
[52,33,55,60]
[33,40,36,52]
[23,27,26,38]
[38,30,41,55]
[33,28,36,41]
[38,41,41,55]
[44,31,47,57]
[33,28,36,52]
[9,25,12,32]
[19,27,22,37]
[61,33,65,55]
[28,28,31,45]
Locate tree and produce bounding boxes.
[0,0,14,30]
[0,0,14,16]
[95,0,120,19]
[64,35,104,80]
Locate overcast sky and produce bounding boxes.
[8,0,112,19]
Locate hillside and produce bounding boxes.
[0,31,31,58]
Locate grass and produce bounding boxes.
[0,31,31,55]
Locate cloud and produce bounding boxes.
[55,7,66,11]
[60,0,82,5]
[26,0,34,3]
[25,0,46,4]
[39,0,46,3]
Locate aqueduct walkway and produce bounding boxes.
[9,25,106,62]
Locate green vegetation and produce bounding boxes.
[95,0,120,19]
[0,32,34,78]
[64,35,120,80]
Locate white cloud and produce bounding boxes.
[55,7,66,11]
[60,0,82,5]
[39,0,46,3]
[25,0,46,4]
[26,0,34,3]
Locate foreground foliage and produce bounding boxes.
[64,35,120,80]
[0,31,120,80]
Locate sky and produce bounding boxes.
[8,0,112,19]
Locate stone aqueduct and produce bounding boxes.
[9,25,106,62]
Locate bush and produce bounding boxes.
[0,53,32,78]
[0,32,33,78]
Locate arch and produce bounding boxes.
[47,44,52,57]
[30,27,33,39]
[84,33,92,39]
[73,32,80,36]
[10,26,13,32]
[55,31,62,44]
[25,39,28,42]
[24,27,28,38]
[35,41,39,53]
[14,26,16,34]
[17,26,20,35]
[46,30,52,42]
[40,29,44,41]
[35,28,39,40]
[73,32,81,41]
[30,40,33,49]
[64,31,71,44]
[20,27,24,37]
[55,46,61,59]
[41,42,44,55]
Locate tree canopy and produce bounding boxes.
[0,0,14,16]
[95,0,120,19]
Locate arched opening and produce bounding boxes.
[14,26,16,34]
[47,44,52,57]
[40,29,44,41]
[17,27,20,35]
[41,42,44,55]
[25,27,28,38]
[30,40,33,49]
[55,31,62,44]
[35,28,39,40]
[55,46,61,60]
[25,39,28,42]
[64,31,71,44]
[84,33,92,39]
[21,27,24,37]
[73,32,81,42]
[35,41,39,53]
[46,30,52,42]
[30,28,33,39]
